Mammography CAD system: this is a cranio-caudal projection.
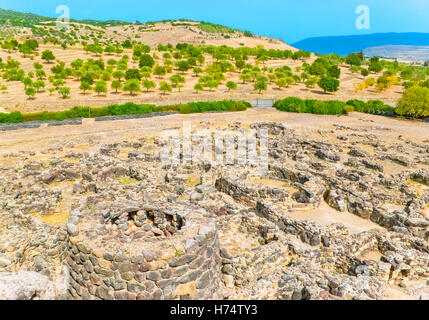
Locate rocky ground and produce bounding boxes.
[0,108,428,300]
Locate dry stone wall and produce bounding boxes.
[66,210,222,300]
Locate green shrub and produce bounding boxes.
[274,97,306,113]
[274,97,347,115]
[396,86,429,118]
[344,105,355,113]
[0,111,23,123]
[106,102,157,115]
[365,100,395,115]
[179,100,250,114]
[10,100,250,124]
[313,100,346,115]
[346,99,366,112]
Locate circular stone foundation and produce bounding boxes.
[66,207,222,300]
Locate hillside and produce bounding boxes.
[0,8,291,49]
[292,32,429,55]
[0,7,417,115]
[0,8,130,28]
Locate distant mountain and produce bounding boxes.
[364,45,429,62]
[292,32,429,55]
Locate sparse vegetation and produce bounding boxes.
[274,97,347,115]
[0,7,421,123]
[41,50,55,63]
[274,97,395,116]
[396,86,429,118]
[0,100,251,123]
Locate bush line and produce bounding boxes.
[273,97,396,116]
[0,100,251,124]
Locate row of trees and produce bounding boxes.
[2,38,345,99]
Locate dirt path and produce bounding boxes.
[1,108,428,153]
[4,106,423,158]
[285,202,384,234]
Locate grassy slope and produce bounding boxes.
[0,8,249,34]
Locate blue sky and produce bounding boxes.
[0,0,428,43]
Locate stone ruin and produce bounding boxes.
[0,120,428,300]
[66,200,221,300]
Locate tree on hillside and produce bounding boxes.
[139,54,155,68]
[309,62,326,77]
[206,79,219,92]
[1,41,15,53]
[361,68,369,78]
[36,69,46,80]
[254,79,268,94]
[122,39,133,49]
[33,80,45,93]
[71,59,84,70]
[153,65,166,78]
[193,67,203,77]
[328,65,341,79]
[240,72,252,84]
[115,47,124,56]
[111,80,122,93]
[22,77,33,89]
[305,76,319,88]
[87,44,103,56]
[346,53,362,66]
[102,70,112,81]
[159,81,172,95]
[226,81,237,91]
[396,86,429,118]
[275,78,287,89]
[58,87,71,99]
[140,71,152,80]
[142,80,156,92]
[170,74,185,92]
[163,52,172,59]
[104,46,115,55]
[52,79,64,89]
[79,81,92,94]
[197,55,205,66]
[19,45,33,58]
[33,62,43,70]
[235,59,245,72]
[25,87,36,100]
[194,83,204,93]
[41,50,55,63]
[369,60,383,73]
[123,79,141,95]
[318,76,340,93]
[125,68,141,81]
[113,70,125,81]
[94,81,108,96]
[176,60,190,74]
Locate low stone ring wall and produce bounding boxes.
[66,209,222,300]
